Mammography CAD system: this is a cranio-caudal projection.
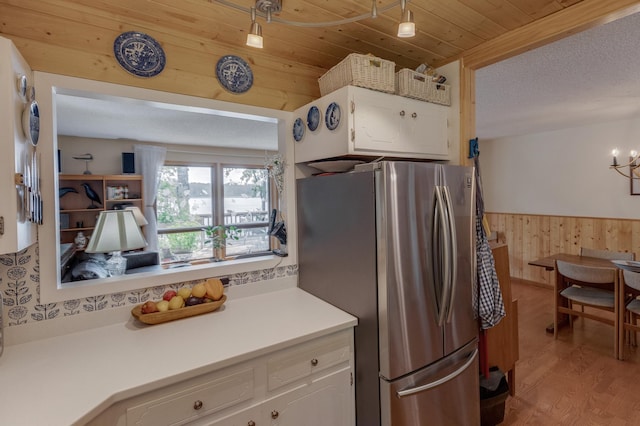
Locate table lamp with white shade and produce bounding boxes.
[124,206,148,227]
[85,210,147,276]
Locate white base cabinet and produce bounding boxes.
[205,367,352,426]
[294,85,450,163]
[88,329,354,426]
[264,367,353,426]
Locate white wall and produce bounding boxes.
[479,116,640,219]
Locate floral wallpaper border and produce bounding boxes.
[0,244,297,327]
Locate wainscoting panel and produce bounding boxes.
[485,213,640,287]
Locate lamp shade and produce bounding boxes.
[85,210,147,253]
[124,206,149,226]
[246,21,263,48]
[397,8,415,38]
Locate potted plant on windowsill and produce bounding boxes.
[202,225,242,261]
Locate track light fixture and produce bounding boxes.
[397,0,415,38]
[214,0,417,49]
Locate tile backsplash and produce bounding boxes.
[0,243,297,328]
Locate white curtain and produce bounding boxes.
[134,145,166,252]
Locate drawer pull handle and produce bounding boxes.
[193,400,203,410]
[271,410,280,419]
[311,358,319,366]
[399,110,405,117]
[248,421,256,426]
[411,112,417,118]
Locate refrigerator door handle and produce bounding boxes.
[433,186,450,327]
[442,186,458,323]
[395,348,478,398]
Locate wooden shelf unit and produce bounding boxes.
[58,174,144,245]
[486,242,519,396]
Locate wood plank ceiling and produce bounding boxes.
[0,0,586,110]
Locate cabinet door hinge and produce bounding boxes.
[350,372,354,386]
[350,100,355,114]
[0,216,4,236]
[351,129,355,142]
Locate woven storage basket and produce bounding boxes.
[319,53,396,96]
[395,68,451,106]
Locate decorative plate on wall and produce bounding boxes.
[293,117,305,142]
[325,102,341,130]
[16,74,27,102]
[307,106,320,131]
[216,55,254,94]
[22,100,39,146]
[113,31,166,78]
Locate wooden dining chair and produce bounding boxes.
[576,248,634,315]
[619,270,640,360]
[580,247,635,261]
[554,260,619,358]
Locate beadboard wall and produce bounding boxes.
[0,243,297,329]
[485,212,640,287]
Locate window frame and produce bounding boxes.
[156,160,275,263]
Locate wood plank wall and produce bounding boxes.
[0,0,322,111]
[485,212,640,288]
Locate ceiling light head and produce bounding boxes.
[247,22,263,48]
[247,7,264,49]
[398,8,415,38]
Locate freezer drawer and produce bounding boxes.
[380,340,480,426]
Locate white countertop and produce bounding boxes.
[0,287,357,426]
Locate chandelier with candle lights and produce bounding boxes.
[610,148,640,179]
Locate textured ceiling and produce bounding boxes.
[476,11,640,140]
[56,94,279,150]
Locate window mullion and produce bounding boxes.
[213,163,223,226]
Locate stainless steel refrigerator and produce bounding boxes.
[297,161,480,426]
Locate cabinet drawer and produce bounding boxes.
[127,368,254,426]
[267,330,351,391]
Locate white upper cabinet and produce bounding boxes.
[0,36,37,254]
[294,85,450,163]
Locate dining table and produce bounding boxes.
[528,253,619,333]
[528,253,618,271]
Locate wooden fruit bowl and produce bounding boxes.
[131,295,227,325]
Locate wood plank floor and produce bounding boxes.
[502,281,640,425]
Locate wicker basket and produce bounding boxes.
[395,68,451,106]
[319,53,396,96]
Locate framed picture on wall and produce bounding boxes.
[630,165,640,195]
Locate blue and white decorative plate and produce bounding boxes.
[307,106,320,131]
[216,55,254,94]
[16,74,27,102]
[293,117,305,142]
[325,102,341,131]
[22,100,39,146]
[113,32,166,78]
